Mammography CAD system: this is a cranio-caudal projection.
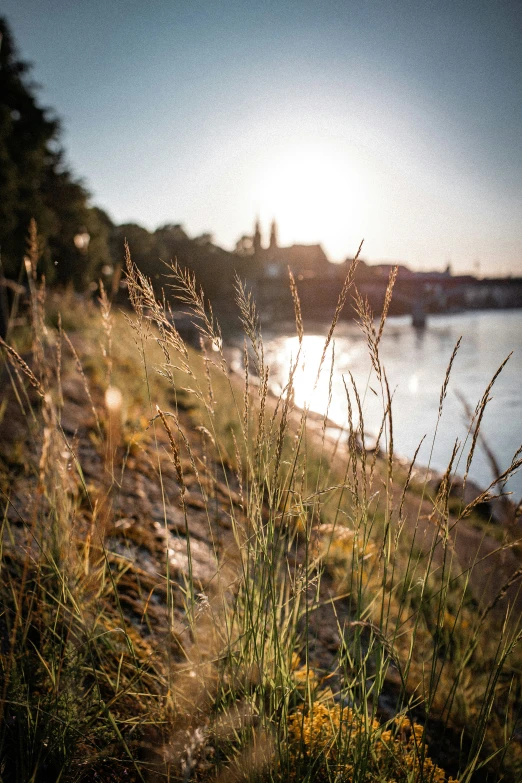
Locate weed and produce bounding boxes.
[1,228,521,781]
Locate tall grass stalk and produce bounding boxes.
[1,231,522,781]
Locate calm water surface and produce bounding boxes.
[237,310,522,498]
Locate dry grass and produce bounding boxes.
[1,229,522,781]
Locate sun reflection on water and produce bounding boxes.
[264,333,368,427]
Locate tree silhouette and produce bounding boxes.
[0,17,111,286]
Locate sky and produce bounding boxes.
[3,0,522,274]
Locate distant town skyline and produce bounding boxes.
[3,1,522,275]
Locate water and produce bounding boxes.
[234,310,522,498]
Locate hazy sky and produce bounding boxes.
[4,1,522,273]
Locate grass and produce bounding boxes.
[0,229,522,781]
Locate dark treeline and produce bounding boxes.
[115,222,245,305]
[0,17,241,305]
[0,18,110,287]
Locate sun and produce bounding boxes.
[253,141,368,260]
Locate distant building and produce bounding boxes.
[244,219,330,280]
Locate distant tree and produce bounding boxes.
[156,223,188,242]
[235,234,254,256]
[87,206,114,270]
[0,17,111,286]
[118,221,241,308]
[113,223,159,279]
[194,232,214,246]
[0,17,56,275]
[155,225,235,300]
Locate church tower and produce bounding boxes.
[253,217,262,255]
[269,218,278,251]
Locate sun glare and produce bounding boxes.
[254,142,368,260]
[264,334,362,427]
